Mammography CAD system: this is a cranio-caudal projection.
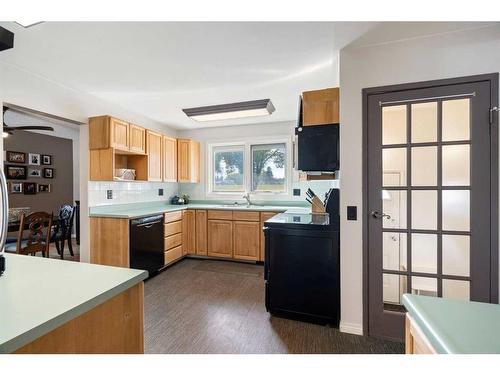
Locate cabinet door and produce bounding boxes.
[147,130,163,181]
[129,124,146,154]
[163,136,177,182]
[110,117,129,150]
[302,87,339,126]
[208,220,233,258]
[260,212,278,261]
[182,210,196,255]
[233,221,260,261]
[177,139,191,182]
[195,210,207,255]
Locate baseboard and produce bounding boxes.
[339,321,363,336]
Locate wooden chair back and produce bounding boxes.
[16,211,53,257]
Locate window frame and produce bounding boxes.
[206,136,292,198]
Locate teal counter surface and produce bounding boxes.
[0,254,147,353]
[89,200,310,219]
[402,294,500,354]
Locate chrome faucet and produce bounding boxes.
[242,192,252,206]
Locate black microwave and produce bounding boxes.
[295,124,339,172]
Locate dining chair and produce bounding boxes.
[4,211,53,257]
[50,205,75,259]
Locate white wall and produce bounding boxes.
[0,60,178,262]
[339,24,500,334]
[178,120,339,203]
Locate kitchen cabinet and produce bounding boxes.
[208,219,233,258]
[129,124,146,154]
[177,138,200,183]
[233,221,260,261]
[147,130,163,181]
[195,210,207,255]
[110,117,130,151]
[302,87,339,126]
[89,116,134,152]
[90,217,130,267]
[182,210,196,255]
[259,212,277,261]
[163,136,177,182]
[164,210,184,266]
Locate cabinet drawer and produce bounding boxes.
[164,221,182,236]
[164,233,182,250]
[164,245,183,265]
[164,210,183,223]
[207,210,233,220]
[232,211,260,222]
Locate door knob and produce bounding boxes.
[370,210,391,220]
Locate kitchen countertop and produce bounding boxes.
[402,294,500,353]
[0,254,147,353]
[89,200,311,219]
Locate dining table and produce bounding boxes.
[7,218,60,233]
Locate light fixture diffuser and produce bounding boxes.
[183,99,275,122]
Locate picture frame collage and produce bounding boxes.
[4,151,54,195]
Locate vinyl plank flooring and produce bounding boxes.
[144,258,404,354]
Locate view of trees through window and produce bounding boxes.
[212,143,287,193]
[213,147,244,191]
[251,143,286,192]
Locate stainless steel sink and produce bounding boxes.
[218,203,261,208]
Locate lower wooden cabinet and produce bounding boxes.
[195,210,208,255]
[233,221,260,261]
[182,210,196,255]
[207,220,233,258]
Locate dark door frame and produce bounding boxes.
[362,73,499,336]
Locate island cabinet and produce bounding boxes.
[147,130,163,181]
[177,138,200,183]
[195,210,208,255]
[406,315,436,354]
[163,136,177,182]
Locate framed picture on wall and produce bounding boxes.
[4,165,27,180]
[6,151,26,164]
[23,182,37,195]
[43,168,54,179]
[9,182,23,194]
[38,183,51,193]
[41,154,52,165]
[28,153,41,165]
[28,168,42,178]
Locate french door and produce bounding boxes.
[365,74,498,340]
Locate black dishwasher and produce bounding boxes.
[130,214,164,277]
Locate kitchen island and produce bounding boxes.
[403,294,500,354]
[0,253,147,354]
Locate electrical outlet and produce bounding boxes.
[106,190,113,199]
[347,206,357,220]
[293,188,301,196]
[158,188,164,196]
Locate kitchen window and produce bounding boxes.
[208,139,291,197]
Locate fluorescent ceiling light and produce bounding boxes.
[183,99,275,122]
[14,21,44,28]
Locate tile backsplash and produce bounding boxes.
[88,181,178,206]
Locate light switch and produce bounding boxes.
[106,190,113,199]
[347,206,357,220]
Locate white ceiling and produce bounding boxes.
[0,22,376,130]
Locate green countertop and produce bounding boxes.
[0,254,147,353]
[402,294,500,354]
[89,200,311,219]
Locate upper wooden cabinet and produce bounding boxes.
[302,87,339,126]
[146,130,163,181]
[163,136,177,182]
[177,138,200,183]
[129,124,146,154]
[89,116,144,153]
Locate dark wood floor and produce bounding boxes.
[144,258,404,354]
